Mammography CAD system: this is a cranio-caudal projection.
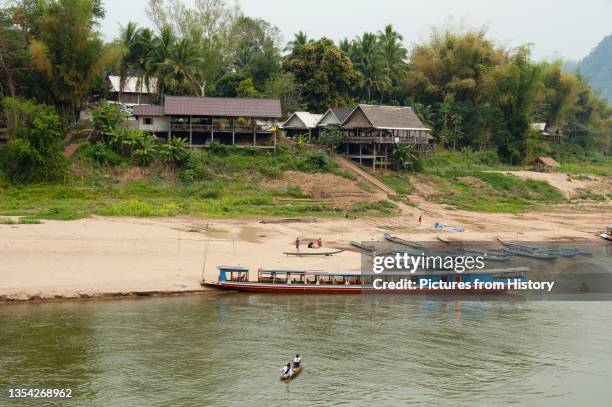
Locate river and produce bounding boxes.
[2,294,612,406]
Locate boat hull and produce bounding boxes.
[202,281,508,294]
[281,365,303,381]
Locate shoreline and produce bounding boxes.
[1,203,609,303]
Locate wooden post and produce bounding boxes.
[359,144,362,165]
[232,131,235,146]
[167,115,172,141]
[189,115,193,146]
[372,143,376,171]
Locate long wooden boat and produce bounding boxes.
[383,233,424,249]
[349,240,376,253]
[497,238,579,258]
[283,249,343,257]
[455,249,510,262]
[501,247,558,260]
[202,266,528,294]
[281,365,303,381]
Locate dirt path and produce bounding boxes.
[331,153,396,196]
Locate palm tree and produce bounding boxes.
[285,31,309,51]
[338,38,351,54]
[377,25,408,90]
[160,38,204,96]
[350,33,389,101]
[142,26,176,99]
[118,22,140,99]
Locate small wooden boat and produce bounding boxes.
[349,240,376,253]
[498,238,580,257]
[281,365,303,381]
[456,249,511,262]
[283,249,343,257]
[502,247,558,260]
[600,226,612,242]
[384,233,424,249]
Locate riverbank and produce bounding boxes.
[1,198,609,302]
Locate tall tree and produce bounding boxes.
[26,0,115,120]
[285,31,309,51]
[350,32,389,101]
[377,25,407,98]
[283,37,358,112]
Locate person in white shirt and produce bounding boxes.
[282,363,292,376]
[293,354,301,368]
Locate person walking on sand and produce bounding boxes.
[418,215,422,225]
[295,237,300,251]
[317,238,322,248]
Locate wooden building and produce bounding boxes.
[531,122,562,144]
[282,111,323,139]
[340,104,432,169]
[317,108,352,129]
[528,156,560,172]
[107,75,157,105]
[133,96,282,149]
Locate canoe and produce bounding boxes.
[502,247,558,260]
[383,233,424,249]
[283,249,343,257]
[349,240,376,253]
[497,238,581,257]
[280,365,303,381]
[456,249,510,262]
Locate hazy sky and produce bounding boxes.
[101,0,612,61]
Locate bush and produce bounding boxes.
[0,98,68,183]
[297,150,333,172]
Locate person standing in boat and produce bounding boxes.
[282,362,292,376]
[293,354,301,368]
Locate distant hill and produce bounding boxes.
[580,34,612,101]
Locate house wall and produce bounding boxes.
[342,108,371,128]
[110,92,156,105]
[138,116,169,132]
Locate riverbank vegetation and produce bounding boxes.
[0,0,610,220]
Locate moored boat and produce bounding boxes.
[600,226,612,242]
[383,233,424,249]
[349,240,376,253]
[202,266,528,294]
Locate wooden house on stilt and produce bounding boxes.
[340,104,433,169]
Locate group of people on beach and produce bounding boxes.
[281,354,301,377]
[295,238,322,250]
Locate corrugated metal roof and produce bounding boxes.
[133,105,165,116]
[164,96,282,118]
[282,112,323,129]
[107,76,157,93]
[342,104,429,130]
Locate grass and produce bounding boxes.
[0,145,396,221]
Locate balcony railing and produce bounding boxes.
[170,124,274,132]
[341,135,430,144]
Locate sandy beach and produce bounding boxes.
[1,197,610,301]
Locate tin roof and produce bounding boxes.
[282,112,323,129]
[164,96,282,118]
[132,105,164,116]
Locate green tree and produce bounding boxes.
[283,38,358,111]
[161,37,204,95]
[377,25,407,100]
[285,31,309,51]
[26,0,116,121]
[236,77,257,97]
[0,98,68,183]
[350,32,389,102]
[390,144,418,171]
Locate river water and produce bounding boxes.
[1,294,611,406]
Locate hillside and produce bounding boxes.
[580,34,612,101]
